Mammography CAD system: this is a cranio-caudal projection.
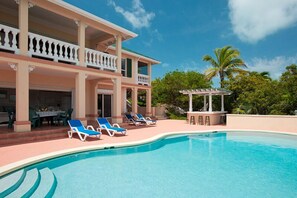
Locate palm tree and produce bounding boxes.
[203,46,247,88]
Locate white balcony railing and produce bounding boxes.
[137,74,150,85]
[85,48,117,71]
[0,24,118,71]
[28,32,79,64]
[0,24,20,54]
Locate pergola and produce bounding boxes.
[179,88,232,112]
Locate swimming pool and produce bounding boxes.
[1,131,297,197]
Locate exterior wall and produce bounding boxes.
[0,69,74,91]
[227,114,297,132]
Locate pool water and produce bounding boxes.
[34,132,297,197]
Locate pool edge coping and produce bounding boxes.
[1,129,297,177]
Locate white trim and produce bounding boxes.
[97,89,113,95]
[108,46,160,65]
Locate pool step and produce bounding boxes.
[0,168,57,197]
[31,168,57,198]
[0,169,26,197]
[6,168,40,198]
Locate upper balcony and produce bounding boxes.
[0,23,118,71]
[0,0,137,71]
[0,0,158,85]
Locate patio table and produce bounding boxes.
[36,111,65,125]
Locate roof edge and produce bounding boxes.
[109,46,161,65]
[48,0,138,39]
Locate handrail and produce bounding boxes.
[0,24,20,54]
[85,48,117,71]
[28,32,79,64]
[137,74,150,85]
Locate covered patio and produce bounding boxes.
[180,89,231,125]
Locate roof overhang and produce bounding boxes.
[43,0,138,41]
[108,46,160,65]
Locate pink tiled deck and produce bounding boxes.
[0,120,296,168]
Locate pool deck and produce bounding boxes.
[0,119,296,176]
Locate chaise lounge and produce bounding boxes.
[68,119,101,141]
[97,118,127,136]
[135,113,157,125]
[125,114,146,126]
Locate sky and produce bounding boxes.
[64,0,297,86]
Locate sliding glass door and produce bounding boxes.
[98,94,112,118]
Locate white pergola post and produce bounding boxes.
[203,95,207,111]
[221,94,224,112]
[189,94,193,112]
[208,93,212,112]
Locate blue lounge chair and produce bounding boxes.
[125,114,146,126]
[68,120,101,141]
[97,118,127,136]
[136,113,157,125]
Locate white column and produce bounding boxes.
[208,93,212,112]
[203,95,207,111]
[221,94,224,112]
[189,94,193,112]
[122,87,127,113]
[133,58,138,83]
[147,63,152,85]
[115,35,122,73]
[14,63,31,132]
[75,72,86,124]
[77,21,86,66]
[132,87,138,113]
[146,89,152,116]
[19,0,29,55]
[112,78,122,123]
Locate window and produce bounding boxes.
[121,58,132,78]
[138,61,148,75]
[121,59,127,77]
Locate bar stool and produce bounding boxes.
[220,114,226,125]
[198,115,203,125]
[189,116,195,125]
[205,116,210,126]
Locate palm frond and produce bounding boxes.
[204,67,219,80]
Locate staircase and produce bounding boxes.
[0,168,57,198]
[0,127,68,147]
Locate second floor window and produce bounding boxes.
[121,58,132,78]
[121,59,127,77]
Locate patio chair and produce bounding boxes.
[97,118,127,136]
[54,108,73,126]
[68,119,101,141]
[135,113,157,125]
[6,107,15,128]
[125,113,146,126]
[29,108,40,128]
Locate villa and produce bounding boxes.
[0,0,159,133]
[0,1,297,197]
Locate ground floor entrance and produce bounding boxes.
[98,94,112,118]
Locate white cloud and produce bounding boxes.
[179,60,202,73]
[108,0,155,29]
[143,29,163,47]
[247,55,297,79]
[228,0,297,43]
[161,63,170,68]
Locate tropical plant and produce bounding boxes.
[203,46,247,88]
[152,70,211,114]
[226,72,281,115]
